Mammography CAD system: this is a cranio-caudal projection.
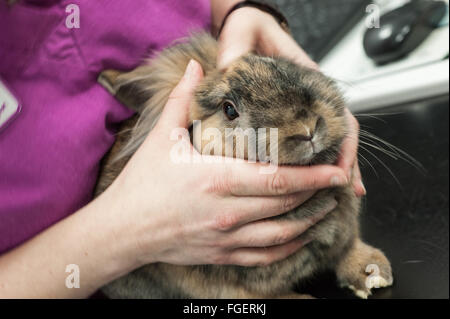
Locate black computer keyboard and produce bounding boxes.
[271,0,372,61]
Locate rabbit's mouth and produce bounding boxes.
[280,135,326,165]
[278,139,343,167]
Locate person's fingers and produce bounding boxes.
[214,191,317,231]
[223,237,310,267]
[352,161,366,197]
[223,198,337,248]
[337,109,360,180]
[216,163,348,197]
[217,23,255,70]
[259,26,319,70]
[217,7,319,70]
[156,59,204,132]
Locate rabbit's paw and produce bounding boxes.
[336,239,393,299]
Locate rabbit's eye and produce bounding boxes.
[222,100,239,121]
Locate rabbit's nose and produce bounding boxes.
[289,133,314,143]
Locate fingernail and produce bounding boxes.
[184,59,196,80]
[360,181,367,195]
[330,175,347,187]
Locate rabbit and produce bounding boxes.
[95,32,393,299]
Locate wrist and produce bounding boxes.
[215,1,290,37]
[98,179,169,268]
[225,6,280,31]
[88,189,147,274]
[211,0,242,35]
[0,192,144,298]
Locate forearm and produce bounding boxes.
[210,0,242,35]
[0,192,141,298]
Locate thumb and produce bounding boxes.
[157,59,204,132]
[217,31,255,70]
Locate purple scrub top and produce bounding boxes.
[0,0,211,253]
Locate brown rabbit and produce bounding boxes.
[95,33,393,299]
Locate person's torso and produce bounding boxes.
[0,0,210,253]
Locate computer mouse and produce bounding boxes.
[363,0,448,65]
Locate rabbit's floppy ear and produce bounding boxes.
[98,68,151,113]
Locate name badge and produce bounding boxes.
[0,79,21,134]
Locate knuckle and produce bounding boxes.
[279,195,298,212]
[213,212,240,231]
[304,175,320,190]
[207,175,227,194]
[208,238,226,250]
[167,91,182,103]
[245,236,260,248]
[168,85,188,102]
[268,173,288,195]
[207,170,235,195]
[272,228,294,246]
[216,237,235,250]
[238,234,259,248]
[208,175,224,194]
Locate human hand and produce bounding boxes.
[338,109,366,197]
[102,60,349,268]
[217,7,318,70]
[216,6,365,197]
